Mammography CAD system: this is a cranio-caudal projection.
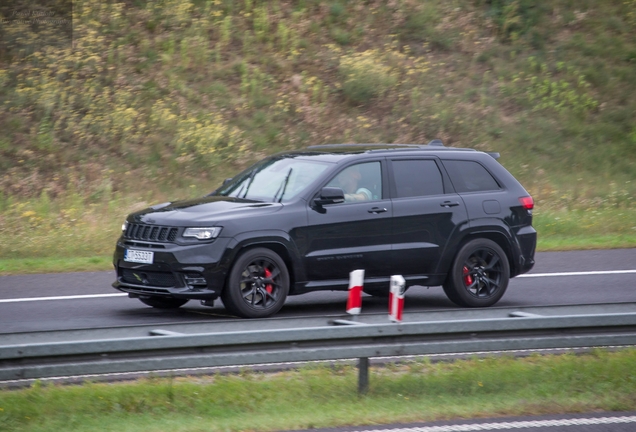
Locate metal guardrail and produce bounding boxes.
[2,310,636,391]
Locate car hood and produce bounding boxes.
[130,196,283,225]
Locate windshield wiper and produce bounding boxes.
[273,168,293,203]
[234,169,258,199]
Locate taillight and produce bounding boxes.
[519,196,534,210]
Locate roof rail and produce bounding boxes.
[307,143,421,149]
[308,142,447,150]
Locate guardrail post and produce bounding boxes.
[358,357,369,394]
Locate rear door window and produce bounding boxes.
[443,160,501,193]
[390,159,444,198]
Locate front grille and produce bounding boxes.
[125,223,179,242]
[121,269,177,288]
[123,241,165,249]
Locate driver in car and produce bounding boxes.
[335,166,372,202]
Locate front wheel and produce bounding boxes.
[443,238,510,307]
[139,296,189,309]
[221,248,290,318]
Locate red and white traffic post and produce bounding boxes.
[346,269,365,316]
[389,275,405,322]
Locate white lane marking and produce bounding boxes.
[354,416,636,431]
[519,270,636,278]
[1,270,635,304]
[0,293,127,303]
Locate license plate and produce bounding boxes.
[124,249,154,264]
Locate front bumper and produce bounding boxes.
[112,237,231,300]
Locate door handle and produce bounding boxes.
[368,207,388,214]
[440,201,460,208]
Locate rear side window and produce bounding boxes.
[391,160,444,198]
[443,160,501,193]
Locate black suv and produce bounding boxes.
[113,142,536,318]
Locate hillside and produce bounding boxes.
[0,0,635,261]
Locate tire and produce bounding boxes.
[443,238,510,307]
[139,296,189,309]
[221,247,290,318]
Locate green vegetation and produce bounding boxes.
[1,349,635,432]
[1,0,635,271]
[0,256,112,275]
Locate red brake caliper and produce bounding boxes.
[463,266,473,286]
[264,268,273,293]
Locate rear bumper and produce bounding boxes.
[513,225,537,276]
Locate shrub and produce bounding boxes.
[473,0,550,43]
[176,114,243,165]
[501,58,599,115]
[339,50,397,105]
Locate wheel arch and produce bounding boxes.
[460,231,515,276]
[222,234,302,295]
[441,234,511,307]
[439,228,516,285]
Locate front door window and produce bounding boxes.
[326,162,382,202]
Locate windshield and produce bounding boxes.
[215,156,331,202]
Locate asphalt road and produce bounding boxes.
[1,250,635,431]
[287,412,636,432]
[1,248,635,334]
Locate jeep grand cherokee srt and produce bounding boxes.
[113,142,536,318]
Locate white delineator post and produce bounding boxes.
[389,275,406,322]
[346,269,365,315]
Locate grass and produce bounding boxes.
[534,208,636,250]
[1,349,635,432]
[0,1,635,273]
[0,256,112,276]
[1,0,634,200]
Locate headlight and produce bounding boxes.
[183,227,222,240]
[122,221,129,232]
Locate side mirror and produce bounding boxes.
[208,178,234,196]
[314,187,345,206]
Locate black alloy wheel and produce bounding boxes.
[443,238,510,307]
[222,247,290,318]
[139,296,189,309]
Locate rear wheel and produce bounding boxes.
[221,248,290,318]
[443,239,510,307]
[139,296,189,309]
